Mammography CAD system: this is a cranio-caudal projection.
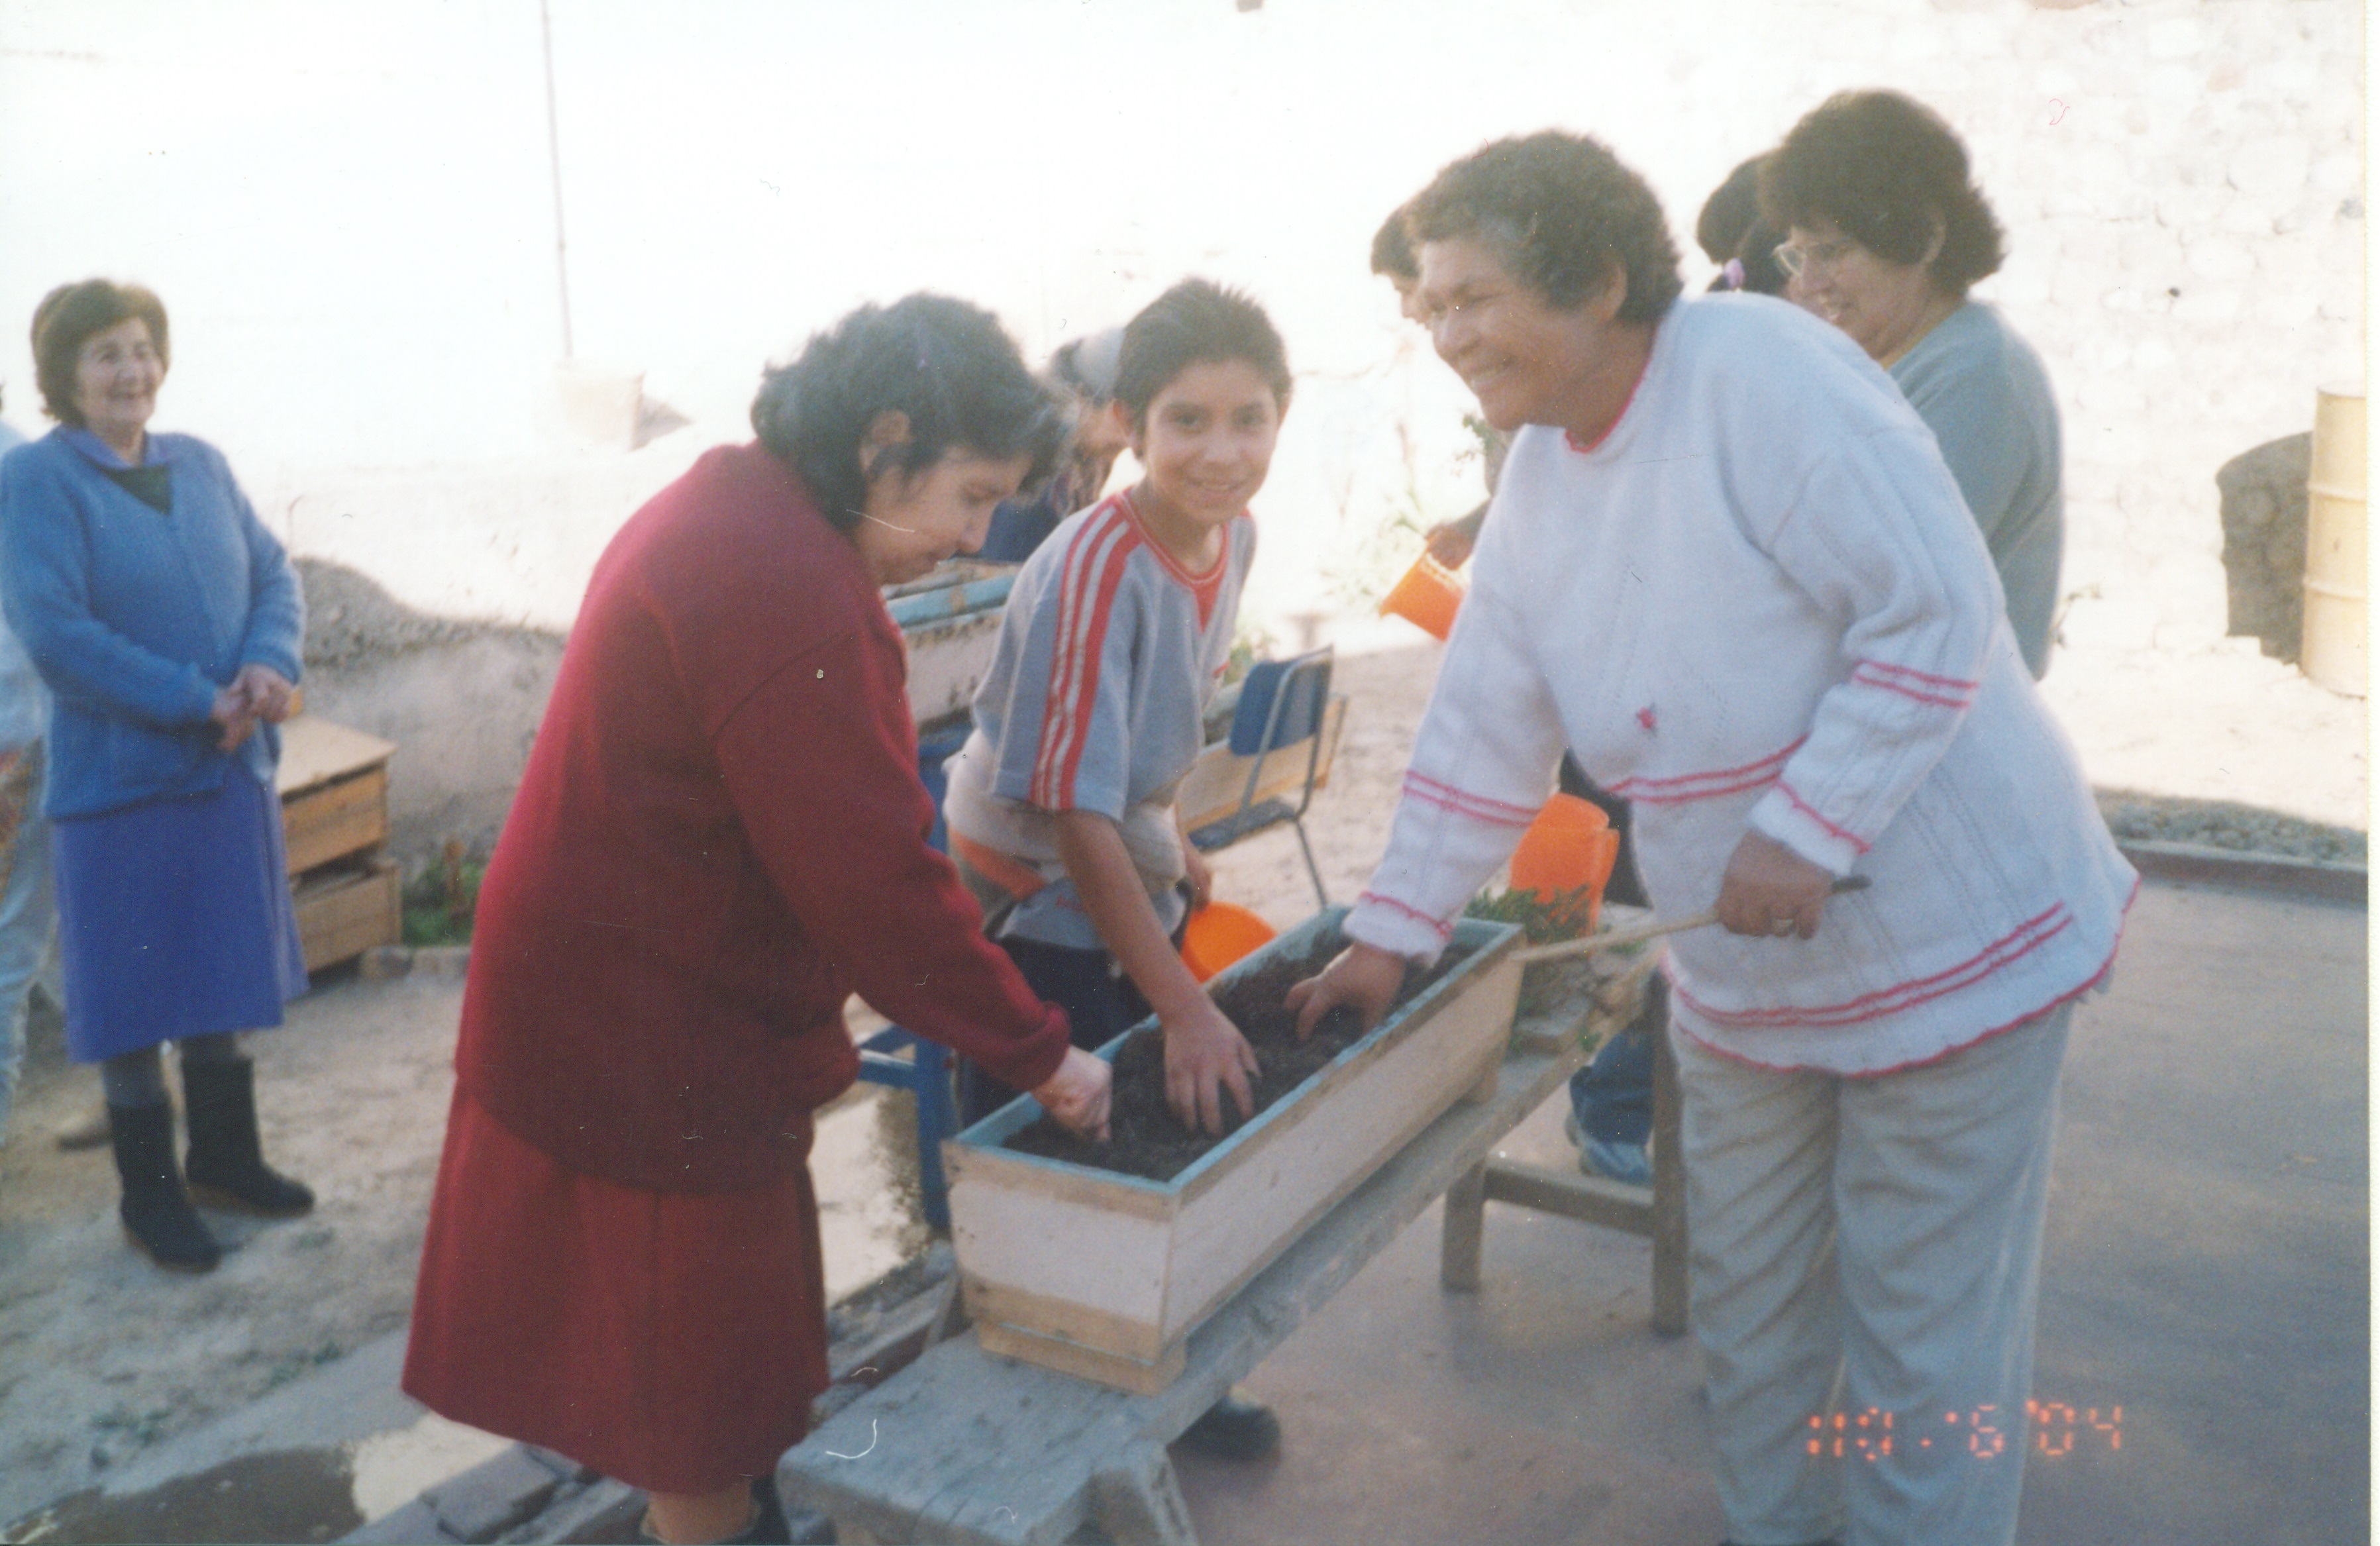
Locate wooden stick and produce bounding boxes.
[1512,876,1871,965]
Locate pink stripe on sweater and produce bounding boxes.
[1401,774,1537,828]
[1357,892,1455,940]
[1674,903,2073,1030]
[1855,658,1979,692]
[1608,737,1808,798]
[1851,666,1973,709]
[1775,782,1873,854]
[1404,770,1539,822]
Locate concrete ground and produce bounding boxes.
[1165,876,2368,1546]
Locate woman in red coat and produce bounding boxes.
[403,296,1112,1546]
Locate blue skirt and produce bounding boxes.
[54,763,309,1061]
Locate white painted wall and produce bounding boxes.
[0,0,2362,650]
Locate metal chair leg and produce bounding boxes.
[1293,818,1329,909]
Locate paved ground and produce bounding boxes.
[0,635,2362,1542]
[1166,877,2368,1546]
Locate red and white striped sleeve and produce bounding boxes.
[1748,425,2002,874]
[1345,582,1568,961]
[1023,501,1141,817]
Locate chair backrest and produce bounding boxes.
[1228,647,1333,758]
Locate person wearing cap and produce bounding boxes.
[977,328,1131,563]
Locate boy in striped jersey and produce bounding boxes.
[943,279,1290,1150]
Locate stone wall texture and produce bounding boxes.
[1847,0,2365,656]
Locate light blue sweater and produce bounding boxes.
[0,427,304,818]
[1890,302,2064,679]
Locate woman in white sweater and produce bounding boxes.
[1291,133,2134,1546]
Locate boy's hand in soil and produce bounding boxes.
[1033,1047,1113,1143]
[1161,997,1261,1137]
[1287,943,1407,1038]
[1053,808,1259,1138]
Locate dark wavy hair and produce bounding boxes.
[31,280,170,427]
[751,294,1069,533]
[1759,90,2006,297]
[1369,206,1418,282]
[1113,280,1292,430]
[1405,132,1682,323]
[1696,157,1791,297]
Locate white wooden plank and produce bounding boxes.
[945,1180,1174,1341]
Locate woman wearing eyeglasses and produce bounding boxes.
[1764,90,2065,680]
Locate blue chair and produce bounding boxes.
[853,723,969,1231]
[1187,646,1335,908]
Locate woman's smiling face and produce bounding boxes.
[1415,235,1626,435]
[71,317,164,449]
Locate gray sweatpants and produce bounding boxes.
[1673,1003,2073,1546]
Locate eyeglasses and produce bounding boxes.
[1773,237,1857,278]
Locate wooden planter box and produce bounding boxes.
[945,907,1524,1393]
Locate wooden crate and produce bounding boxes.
[945,907,1523,1393]
[277,715,402,970]
[291,856,401,974]
[278,717,397,876]
[282,764,389,876]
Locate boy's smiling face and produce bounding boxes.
[1129,358,1283,541]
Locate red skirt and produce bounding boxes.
[402,1087,830,1494]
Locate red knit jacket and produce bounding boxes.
[456,443,1070,1192]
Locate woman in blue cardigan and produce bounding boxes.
[0,280,312,1273]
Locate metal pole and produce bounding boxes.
[540,0,574,359]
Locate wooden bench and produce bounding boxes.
[781,943,1681,1546]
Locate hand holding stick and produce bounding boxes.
[1514,876,1871,966]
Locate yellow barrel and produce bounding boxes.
[2302,384,2366,697]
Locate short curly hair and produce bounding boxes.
[1404,132,1682,323]
[31,280,170,428]
[751,294,1069,534]
[1113,280,1292,431]
[1760,90,2005,297]
[1369,206,1418,282]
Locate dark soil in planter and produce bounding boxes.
[1004,929,1477,1182]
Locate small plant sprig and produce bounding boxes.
[1463,883,1601,947]
[402,839,484,948]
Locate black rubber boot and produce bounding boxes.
[1177,1389,1282,1462]
[108,1102,221,1273]
[182,1056,314,1217]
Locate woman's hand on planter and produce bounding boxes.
[1287,943,1408,1039]
[1033,1047,1114,1143]
[1161,998,1261,1136]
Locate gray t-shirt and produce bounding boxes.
[1890,301,2063,678]
[943,491,1256,949]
